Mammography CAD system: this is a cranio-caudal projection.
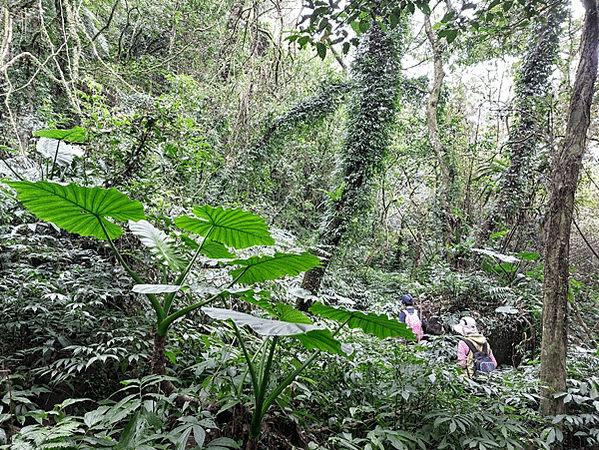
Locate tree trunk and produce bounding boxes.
[423,14,454,244]
[539,0,599,417]
[219,0,247,80]
[299,22,403,306]
[477,1,566,248]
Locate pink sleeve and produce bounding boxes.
[457,341,469,367]
[489,348,498,366]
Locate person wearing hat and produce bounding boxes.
[453,317,497,377]
[399,294,423,342]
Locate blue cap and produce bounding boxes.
[401,294,413,305]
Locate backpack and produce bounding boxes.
[463,339,496,375]
[403,309,423,342]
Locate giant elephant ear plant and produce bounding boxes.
[5,180,415,444]
[202,301,417,441]
[5,182,314,379]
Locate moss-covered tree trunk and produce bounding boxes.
[299,21,403,306]
[477,1,566,248]
[540,0,599,418]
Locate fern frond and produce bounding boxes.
[488,286,511,300]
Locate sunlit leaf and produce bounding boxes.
[472,248,518,263]
[230,252,320,284]
[132,284,183,294]
[495,306,519,315]
[6,181,145,239]
[37,138,84,167]
[34,126,88,143]
[84,406,111,428]
[129,220,188,270]
[175,206,274,249]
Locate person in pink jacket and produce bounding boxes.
[453,317,497,377]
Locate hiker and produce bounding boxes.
[453,316,497,378]
[399,294,423,342]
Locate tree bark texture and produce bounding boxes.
[539,0,599,417]
[424,12,459,246]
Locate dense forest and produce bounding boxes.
[1,0,599,448]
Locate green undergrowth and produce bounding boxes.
[0,200,598,450]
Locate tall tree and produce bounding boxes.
[299,21,404,304]
[423,1,461,247]
[477,1,567,248]
[540,0,599,417]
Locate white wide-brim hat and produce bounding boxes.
[453,316,478,336]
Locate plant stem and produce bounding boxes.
[49,139,60,180]
[250,336,279,438]
[98,220,165,323]
[260,318,351,417]
[162,225,214,316]
[233,323,260,406]
[157,263,250,335]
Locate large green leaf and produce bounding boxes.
[201,239,235,259]
[180,235,235,259]
[36,138,84,167]
[309,302,414,340]
[34,126,88,143]
[295,329,345,355]
[175,205,274,249]
[6,181,146,239]
[241,299,312,324]
[202,307,322,336]
[230,252,321,284]
[275,303,313,324]
[129,220,188,271]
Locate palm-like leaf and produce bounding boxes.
[202,307,321,336]
[230,252,321,284]
[174,205,274,249]
[129,220,188,271]
[309,302,414,340]
[6,181,145,239]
